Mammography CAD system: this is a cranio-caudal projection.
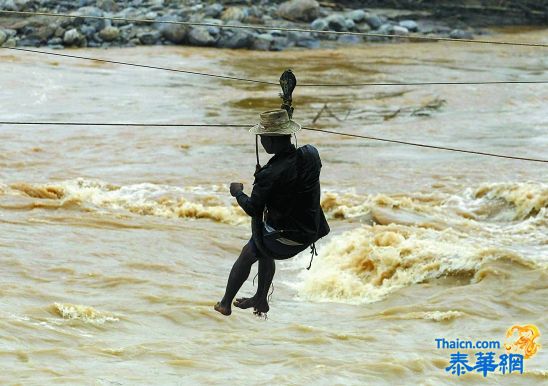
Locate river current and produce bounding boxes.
[0,29,547,385]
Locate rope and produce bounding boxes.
[302,127,547,163]
[2,47,547,87]
[0,121,545,163]
[2,10,547,48]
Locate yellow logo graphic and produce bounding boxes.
[504,325,541,359]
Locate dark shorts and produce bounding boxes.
[247,235,309,260]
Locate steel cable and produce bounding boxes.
[0,121,545,163]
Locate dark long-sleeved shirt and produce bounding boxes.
[236,145,298,224]
[235,143,330,244]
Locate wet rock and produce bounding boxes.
[338,35,361,44]
[204,3,223,18]
[137,30,160,45]
[26,25,55,43]
[217,30,253,49]
[188,26,218,46]
[271,36,289,51]
[296,38,320,49]
[287,30,318,48]
[378,23,393,35]
[326,14,347,32]
[392,25,409,36]
[349,10,366,23]
[17,38,40,47]
[74,6,105,31]
[54,26,65,38]
[221,7,247,22]
[252,33,273,51]
[449,29,473,39]
[47,37,63,46]
[154,15,187,44]
[98,26,119,42]
[96,0,117,12]
[399,20,418,32]
[311,18,328,31]
[345,19,355,31]
[80,25,96,40]
[63,28,84,46]
[0,0,16,11]
[364,14,382,30]
[278,0,319,22]
[357,23,371,33]
[4,38,16,47]
[0,30,7,46]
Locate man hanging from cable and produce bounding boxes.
[214,70,330,317]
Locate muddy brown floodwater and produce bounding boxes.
[0,29,547,385]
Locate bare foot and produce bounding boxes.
[214,302,231,316]
[253,299,269,316]
[233,297,257,309]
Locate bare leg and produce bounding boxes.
[233,256,273,310]
[214,242,258,316]
[254,257,275,315]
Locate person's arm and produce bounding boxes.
[232,170,273,217]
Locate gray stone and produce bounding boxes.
[80,25,96,39]
[47,37,63,46]
[221,7,247,22]
[311,18,328,31]
[17,38,40,47]
[4,38,16,47]
[252,33,273,51]
[449,29,473,39]
[154,15,187,44]
[349,10,366,23]
[344,19,355,31]
[296,38,320,49]
[98,26,119,41]
[271,36,289,51]
[63,28,83,46]
[96,0,117,12]
[338,35,361,44]
[74,6,105,31]
[26,25,55,42]
[278,0,320,22]
[188,26,217,46]
[137,30,160,45]
[357,23,371,33]
[399,20,418,32]
[378,23,393,35]
[204,3,223,18]
[218,30,253,49]
[392,26,409,36]
[326,14,347,32]
[364,14,382,30]
[0,0,16,11]
[0,30,7,46]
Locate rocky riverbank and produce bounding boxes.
[0,0,513,50]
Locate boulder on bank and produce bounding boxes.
[218,30,254,49]
[188,26,218,46]
[278,0,320,22]
[63,28,84,46]
[154,15,187,44]
[137,30,160,45]
[98,26,119,42]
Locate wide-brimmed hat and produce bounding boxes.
[249,109,301,136]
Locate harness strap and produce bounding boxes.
[306,243,318,270]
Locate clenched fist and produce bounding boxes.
[230,182,244,197]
